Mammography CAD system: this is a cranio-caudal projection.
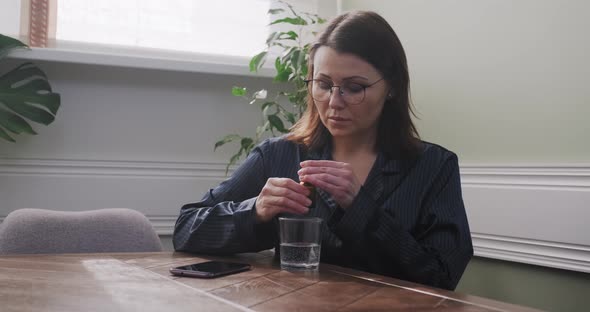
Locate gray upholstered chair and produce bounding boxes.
[0,208,163,254]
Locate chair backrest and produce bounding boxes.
[0,208,163,254]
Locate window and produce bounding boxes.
[56,0,271,57]
[1,0,334,73]
[0,0,21,36]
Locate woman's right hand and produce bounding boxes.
[255,178,311,223]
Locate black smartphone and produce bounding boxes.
[169,261,251,278]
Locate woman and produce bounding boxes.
[173,11,473,290]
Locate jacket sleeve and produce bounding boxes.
[329,154,473,290]
[172,144,277,254]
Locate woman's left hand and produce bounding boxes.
[298,160,361,210]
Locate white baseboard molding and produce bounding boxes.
[0,157,233,178]
[1,158,589,273]
[149,216,177,236]
[461,164,590,273]
[460,164,590,189]
[472,233,590,273]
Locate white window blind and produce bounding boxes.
[56,0,272,57]
[0,0,21,36]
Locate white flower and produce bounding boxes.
[255,89,267,100]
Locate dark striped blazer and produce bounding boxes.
[173,137,473,290]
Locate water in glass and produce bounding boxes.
[280,242,321,270]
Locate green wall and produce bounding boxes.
[340,0,590,163]
[458,257,590,312]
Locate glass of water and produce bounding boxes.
[278,217,322,271]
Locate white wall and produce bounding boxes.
[0,0,21,36]
[0,59,270,230]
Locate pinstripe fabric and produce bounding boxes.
[173,136,473,290]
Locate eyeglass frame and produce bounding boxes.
[304,77,386,105]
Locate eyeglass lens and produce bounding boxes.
[309,80,366,105]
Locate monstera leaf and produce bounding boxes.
[0,34,60,142]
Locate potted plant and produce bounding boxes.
[0,34,61,143]
[214,1,325,173]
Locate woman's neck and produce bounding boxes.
[331,133,379,186]
[331,133,377,161]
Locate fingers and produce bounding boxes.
[273,178,310,194]
[298,161,354,187]
[299,161,353,179]
[300,160,347,168]
[264,195,309,214]
[298,160,360,210]
[300,173,353,206]
[255,178,311,223]
[300,173,342,192]
[267,178,311,203]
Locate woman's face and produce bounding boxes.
[311,46,389,141]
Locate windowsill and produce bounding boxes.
[5,38,275,78]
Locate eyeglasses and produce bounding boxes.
[304,77,384,105]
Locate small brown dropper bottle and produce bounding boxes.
[300,181,316,209]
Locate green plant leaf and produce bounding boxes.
[281,0,302,19]
[268,115,288,133]
[297,47,307,68]
[0,36,60,142]
[274,67,292,82]
[265,32,278,46]
[304,13,327,25]
[244,144,255,155]
[214,134,240,150]
[261,101,275,109]
[256,121,270,136]
[285,112,296,124]
[270,42,287,49]
[0,95,57,125]
[0,34,28,60]
[274,56,282,72]
[229,150,242,165]
[278,31,298,41]
[268,8,285,15]
[281,46,297,65]
[290,49,301,70]
[287,92,298,104]
[0,108,36,134]
[0,126,15,142]
[231,86,247,97]
[0,61,61,138]
[301,61,308,77]
[0,63,48,87]
[249,51,267,72]
[240,137,254,152]
[270,17,307,26]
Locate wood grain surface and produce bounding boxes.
[0,252,542,311]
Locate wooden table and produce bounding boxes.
[0,251,540,312]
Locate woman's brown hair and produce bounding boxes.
[287,11,421,160]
